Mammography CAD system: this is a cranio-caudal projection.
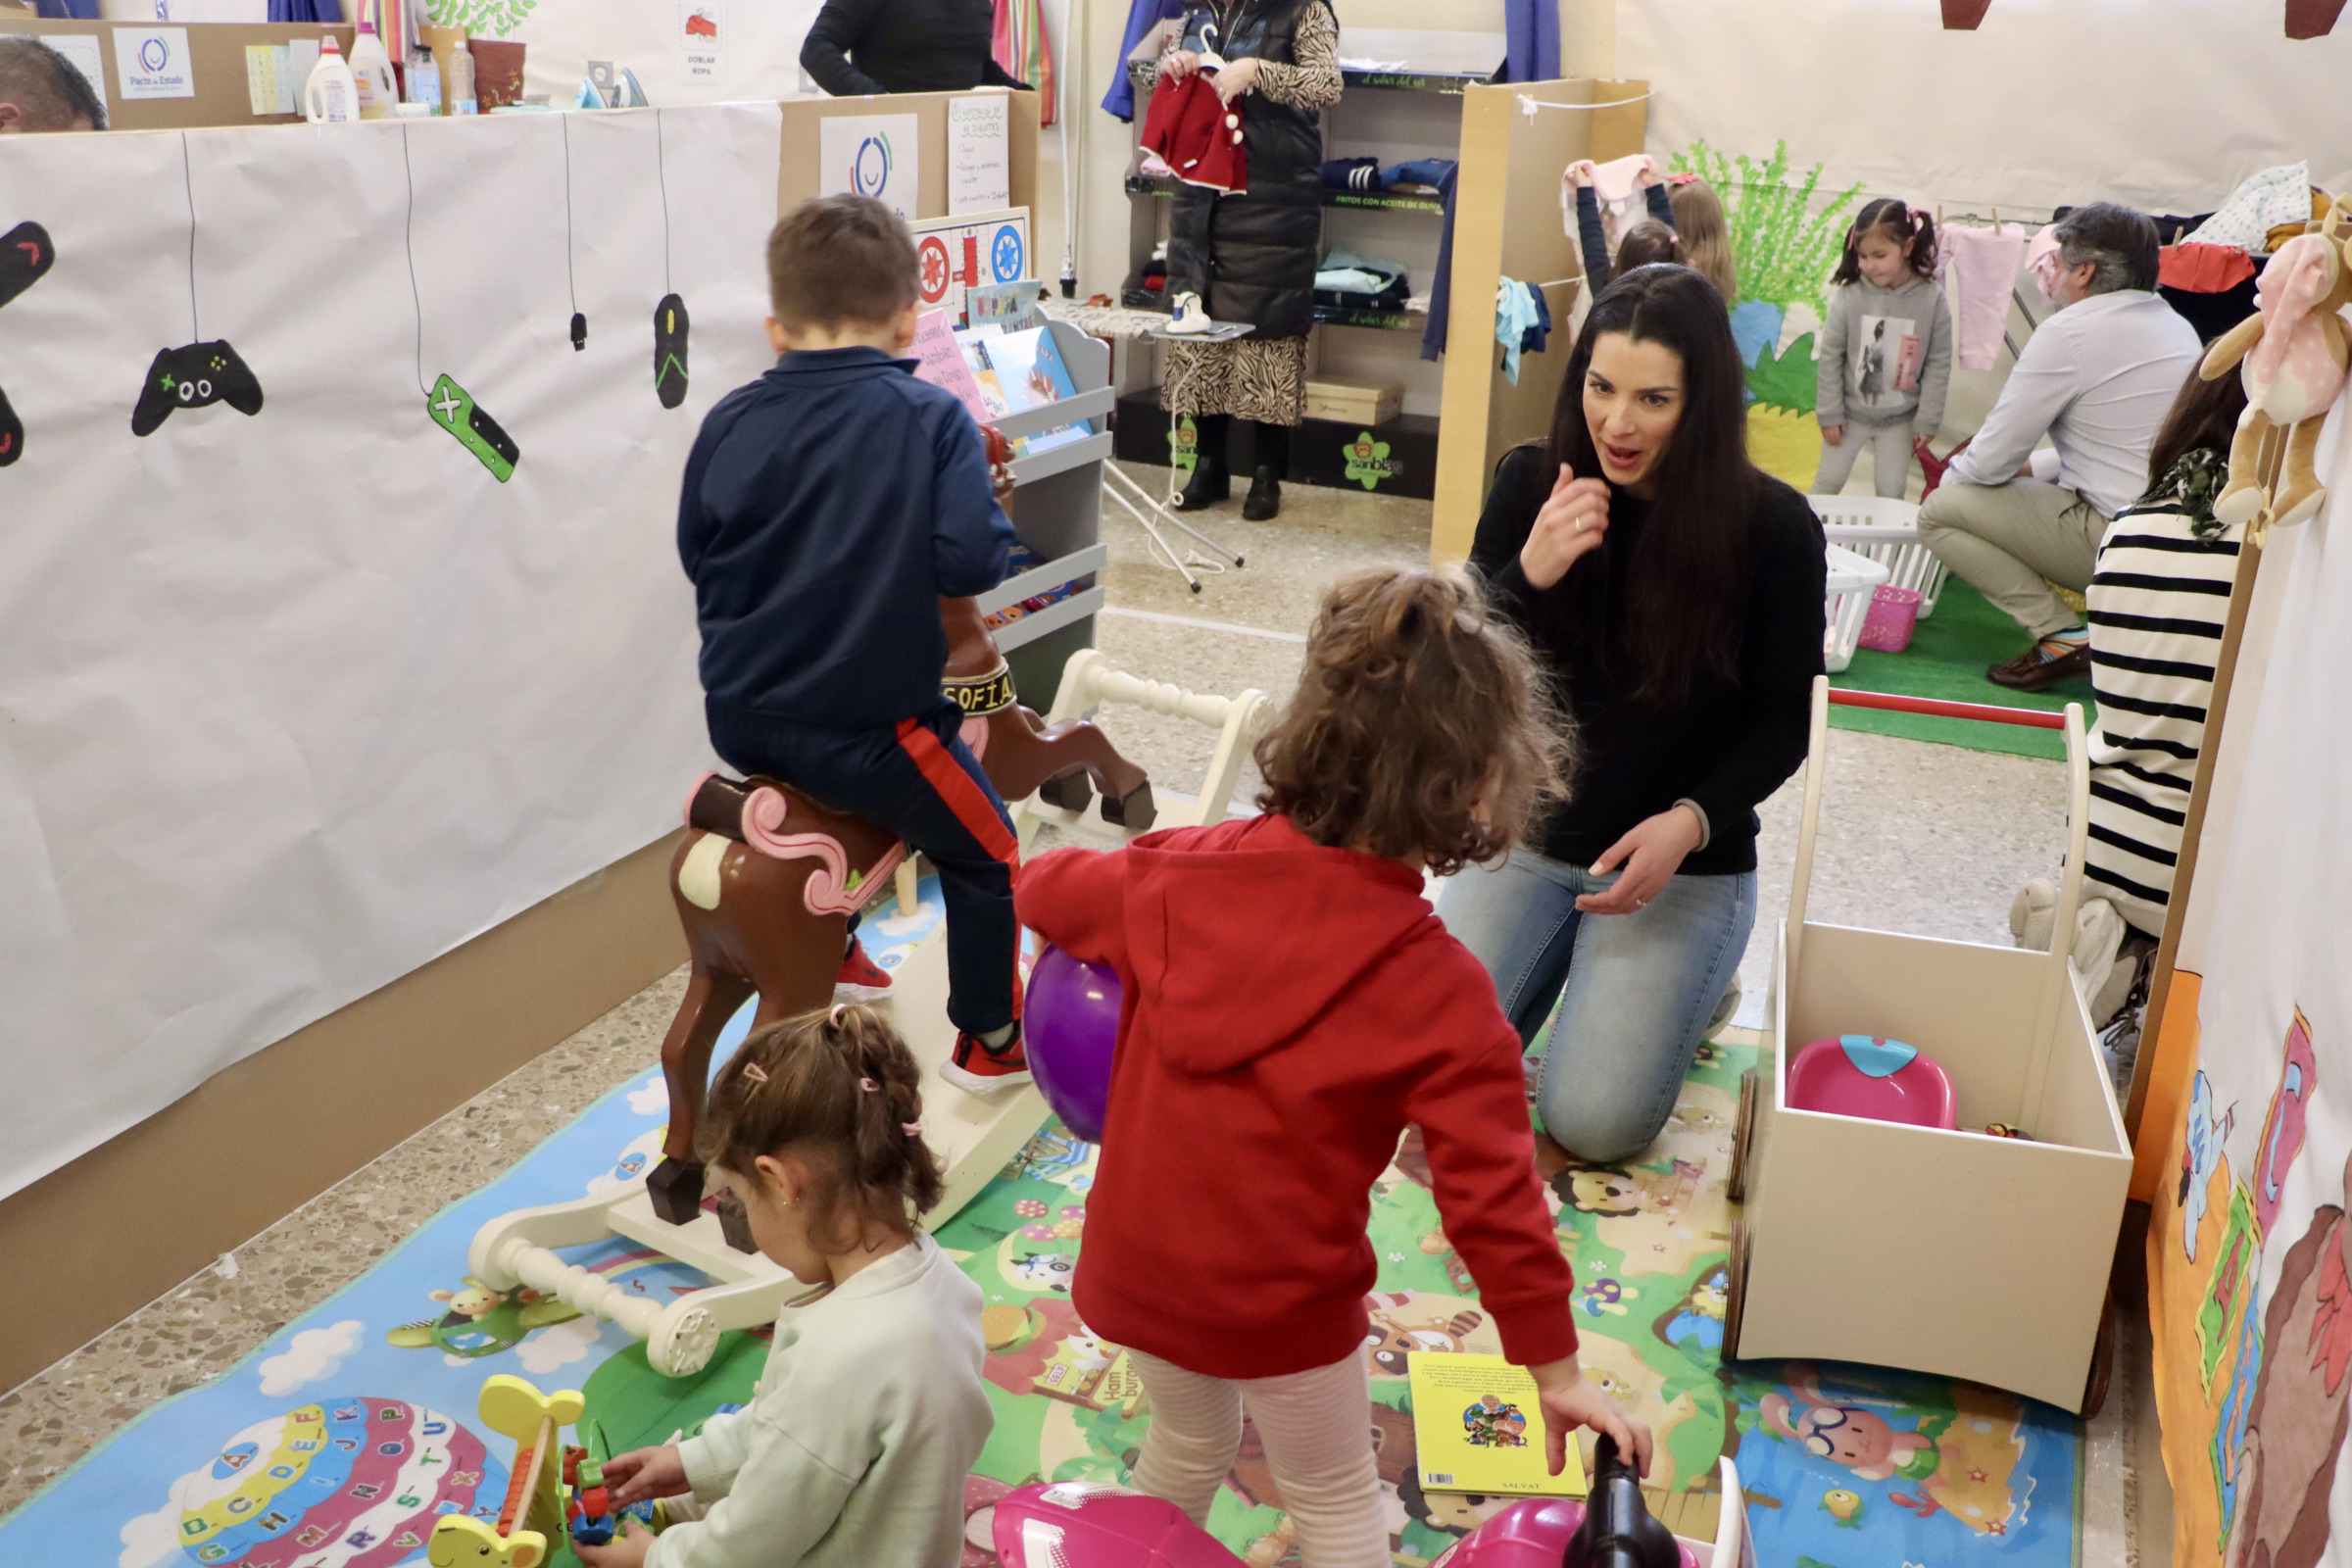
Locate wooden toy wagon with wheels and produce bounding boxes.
[1725,678,2132,1415]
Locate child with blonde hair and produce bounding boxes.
[1018,564,1651,1568]
[578,1005,991,1568]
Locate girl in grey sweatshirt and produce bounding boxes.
[1814,199,1953,499]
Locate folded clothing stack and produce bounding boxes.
[1316,156,1457,193]
[1313,249,1411,312]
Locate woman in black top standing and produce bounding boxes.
[1439,264,1827,1164]
[800,0,1028,97]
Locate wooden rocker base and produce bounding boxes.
[466,928,1050,1378]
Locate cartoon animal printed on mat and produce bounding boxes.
[1665,1082,1739,1143]
[387,1276,578,1358]
[2253,1009,2318,1236]
[1363,1290,1489,1377]
[1008,1250,1076,1294]
[2182,1070,2238,1260]
[2222,1150,2352,1568]
[1576,1332,1698,1489]
[1555,1158,1727,1278]
[1652,1263,1731,1359]
[1760,1362,2026,1536]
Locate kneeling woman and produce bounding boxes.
[1440,265,1826,1164]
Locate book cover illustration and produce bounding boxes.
[909,308,995,427]
[983,325,1089,456]
[1406,1351,1588,1497]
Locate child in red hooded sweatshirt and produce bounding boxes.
[1016,564,1651,1567]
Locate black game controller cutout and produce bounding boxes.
[131,341,264,437]
[654,293,688,409]
[571,311,588,351]
[0,220,56,311]
[0,220,55,467]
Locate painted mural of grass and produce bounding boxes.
[1670,139,1864,318]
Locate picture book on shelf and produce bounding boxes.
[983,325,1089,456]
[967,280,1052,332]
[909,309,995,427]
[1405,1352,1588,1497]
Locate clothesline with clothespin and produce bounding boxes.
[1515,90,1653,118]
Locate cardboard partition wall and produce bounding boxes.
[1428,76,1645,564]
[776,87,1040,223]
[0,17,355,128]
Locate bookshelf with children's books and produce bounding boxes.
[913,301,1116,697]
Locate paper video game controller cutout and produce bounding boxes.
[655,293,688,409]
[0,219,58,467]
[131,341,264,436]
[427,372,519,481]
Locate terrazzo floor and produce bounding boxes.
[0,465,2167,1561]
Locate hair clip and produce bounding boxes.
[860,1076,879,1093]
[903,1121,923,1137]
[740,1062,769,1085]
[829,1003,847,1026]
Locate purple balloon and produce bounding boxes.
[1025,945,1121,1143]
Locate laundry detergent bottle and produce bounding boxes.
[349,23,397,120]
[303,33,359,123]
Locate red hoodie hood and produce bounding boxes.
[1113,813,1436,1074]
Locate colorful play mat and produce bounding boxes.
[0,883,2083,1568]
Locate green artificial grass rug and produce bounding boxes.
[1830,577,2095,760]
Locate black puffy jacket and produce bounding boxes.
[1163,0,1332,340]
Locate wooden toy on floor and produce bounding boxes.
[427,1375,594,1568]
[466,647,1271,1375]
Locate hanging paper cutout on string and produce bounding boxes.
[0,220,54,466]
[651,109,688,408]
[404,124,519,480]
[563,115,587,350]
[654,294,689,410]
[133,142,264,440]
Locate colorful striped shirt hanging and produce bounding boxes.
[993,0,1054,123]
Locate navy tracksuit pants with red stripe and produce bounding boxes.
[709,697,1019,1035]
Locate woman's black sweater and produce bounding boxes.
[1470,443,1828,876]
[800,0,1026,97]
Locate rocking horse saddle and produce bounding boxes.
[681,771,904,915]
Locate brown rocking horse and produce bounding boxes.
[647,443,1152,1229]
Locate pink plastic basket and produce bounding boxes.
[1857,584,1925,653]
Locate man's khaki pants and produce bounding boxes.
[1917,477,2107,639]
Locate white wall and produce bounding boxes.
[1621,0,2352,217]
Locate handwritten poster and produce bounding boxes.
[948,92,1010,217]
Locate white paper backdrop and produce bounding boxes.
[0,104,783,1200]
[1621,0,2352,215]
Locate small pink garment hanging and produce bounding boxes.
[1936,221,2028,371]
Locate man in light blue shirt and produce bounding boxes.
[1920,204,2200,691]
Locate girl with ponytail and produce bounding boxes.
[579,1004,991,1568]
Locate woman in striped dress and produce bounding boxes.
[2082,364,2249,939]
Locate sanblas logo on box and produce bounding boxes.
[850,133,895,200]
[1345,432,1402,490]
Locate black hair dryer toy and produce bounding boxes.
[1565,1435,1680,1568]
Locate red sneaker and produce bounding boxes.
[942,1022,1032,1094]
[835,940,893,1001]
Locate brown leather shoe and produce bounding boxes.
[1987,638,2091,692]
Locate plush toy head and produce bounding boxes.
[2244,231,2348,399]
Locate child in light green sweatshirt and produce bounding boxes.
[1815,199,1953,500]
[579,1005,993,1568]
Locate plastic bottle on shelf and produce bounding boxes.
[405,45,441,114]
[445,39,478,117]
[348,24,397,121]
[303,33,359,124]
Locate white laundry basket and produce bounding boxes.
[1810,494,1953,623]
[1822,543,1890,674]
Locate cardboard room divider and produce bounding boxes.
[1428,75,1645,564]
[0,16,354,128]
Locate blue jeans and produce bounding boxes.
[1437,852,1755,1164]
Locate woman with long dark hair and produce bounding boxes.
[1439,264,1827,1164]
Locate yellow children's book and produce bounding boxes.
[1406,1351,1589,1496]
